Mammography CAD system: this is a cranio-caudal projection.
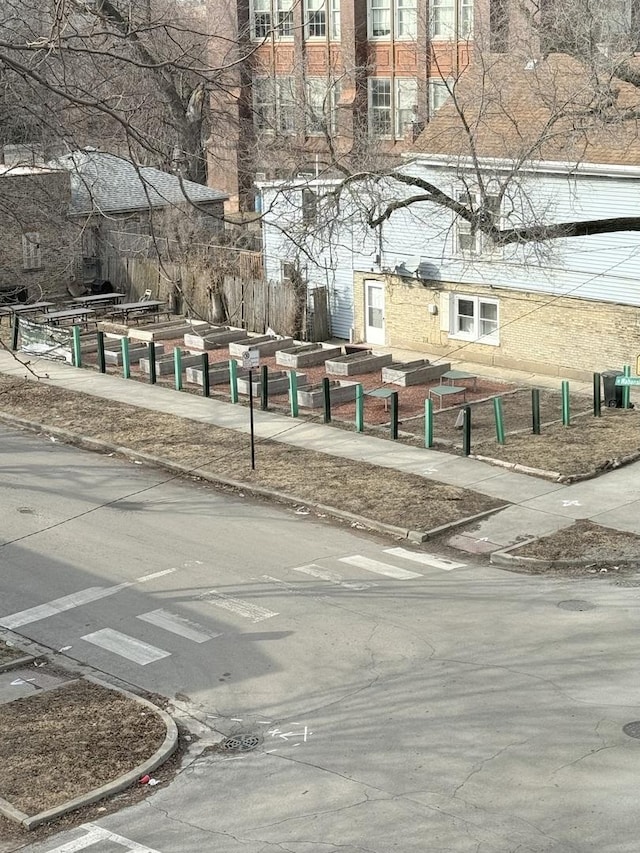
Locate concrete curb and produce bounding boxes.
[490,540,640,570]
[0,410,506,545]
[470,453,562,481]
[0,676,178,830]
[0,654,36,673]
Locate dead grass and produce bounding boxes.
[0,641,22,666]
[0,680,165,815]
[515,520,640,562]
[0,376,503,531]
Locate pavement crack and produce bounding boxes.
[452,738,530,799]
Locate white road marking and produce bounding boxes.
[200,590,278,623]
[339,555,422,580]
[136,568,177,583]
[0,584,131,630]
[384,547,466,571]
[137,609,217,643]
[292,563,373,590]
[44,822,164,852]
[81,628,171,665]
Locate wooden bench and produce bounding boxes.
[429,384,466,409]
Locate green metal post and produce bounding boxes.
[355,383,364,433]
[322,377,332,424]
[72,326,82,368]
[174,347,183,390]
[593,372,601,417]
[623,364,631,409]
[11,316,19,351]
[121,337,130,379]
[289,370,299,417]
[96,331,106,374]
[561,380,570,425]
[148,341,156,385]
[424,398,434,448]
[390,391,399,439]
[260,364,269,411]
[201,353,210,397]
[493,396,505,445]
[462,405,471,456]
[532,388,541,435]
[229,359,238,403]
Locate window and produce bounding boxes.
[330,0,341,39]
[430,0,473,39]
[368,78,417,139]
[428,78,451,117]
[22,232,42,270]
[455,190,500,254]
[253,76,296,134]
[305,0,326,36]
[451,294,499,344]
[250,0,293,39]
[302,188,317,225]
[368,0,416,38]
[306,77,339,134]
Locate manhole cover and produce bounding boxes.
[623,721,640,739]
[221,733,262,753]
[557,600,595,611]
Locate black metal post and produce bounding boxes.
[322,377,332,424]
[260,364,268,411]
[11,316,19,351]
[148,341,156,385]
[532,388,541,434]
[462,405,471,456]
[97,330,106,373]
[593,372,601,417]
[390,391,399,440]
[249,368,256,470]
[201,353,210,397]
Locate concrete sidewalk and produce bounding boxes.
[2,349,640,553]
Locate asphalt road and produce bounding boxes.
[2,425,640,853]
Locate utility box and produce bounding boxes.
[602,369,624,408]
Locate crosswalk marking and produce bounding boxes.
[137,609,218,643]
[384,547,466,571]
[81,628,171,665]
[0,584,131,630]
[292,564,373,590]
[200,590,278,623]
[339,555,422,580]
[44,822,163,852]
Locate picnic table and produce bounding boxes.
[441,369,478,390]
[0,301,54,320]
[108,300,165,323]
[72,293,124,309]
[365,387,396,411]
[46,307,96,327]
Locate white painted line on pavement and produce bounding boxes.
[200,590,278,623]
[339,555,422,580]
[44,822,164,852]
[137,609,218,643]
[137,568,177,583]
[81,628,171,665]
[292,563,373,590]
[0,584,131,630]
[384,547,466,571]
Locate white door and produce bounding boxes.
[365,280,385,345]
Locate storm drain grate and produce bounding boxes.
[557,600,595,611]
[221,733,262,752]
[622,721,640,739]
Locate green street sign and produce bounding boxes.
[615,375,640,386]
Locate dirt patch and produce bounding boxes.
[514,520,640,562]
[0,642,23,667]
[0,376,503,532]
[0,680,166,816]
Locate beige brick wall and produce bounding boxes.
[353,272,640,380]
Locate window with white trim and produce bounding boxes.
[450,294,499,344]
[430,0,473,39]
[368,77,417,139]
[22,232,42,270]
[428,78,451,117]
[305,0,326,36]
[330,0,341,38]
[455,190,500,254]
[368,0,416,38]
[250,0,293,39]
[253,76,296,134]
[305,77,339,134]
